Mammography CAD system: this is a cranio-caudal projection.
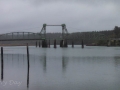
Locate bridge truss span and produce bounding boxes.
[0,32,41,41]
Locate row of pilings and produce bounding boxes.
[35,39,84,48]
[0,45,30,88]
[1,42,83,88]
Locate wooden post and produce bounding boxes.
[107,40,110,47]
[42,40,44,48]
[81,39,84,48]
[26,44,29,88]
[114,40,116,46]
[39,41,40,47]
[66,40,68,47]
[64,40,68,47]
[60,40,63,47]
[72,41,74,48]
[42,40,47,48]
[1,47,3,81]
[54,39,56,48]
[36,41,37,47]
[63,40,68,47]
[48,40,50,48]
[43,40,47,48]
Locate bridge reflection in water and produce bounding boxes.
[0,53,69,89]
[0,46,120,90]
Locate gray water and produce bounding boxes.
[0,45,120,90]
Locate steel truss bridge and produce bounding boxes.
[0,24,109,41]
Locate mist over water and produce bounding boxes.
[0,45,120,90]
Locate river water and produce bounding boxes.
[0,45,120,90]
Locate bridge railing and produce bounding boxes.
[0,32,41,41]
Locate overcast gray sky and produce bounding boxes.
[0,0,119,33]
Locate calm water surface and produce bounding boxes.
[0,45,120,90]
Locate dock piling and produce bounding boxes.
[26,44,30,88]
[54,39,56,48]
[72,41,74,48]
[36,41,37,47]
[81,39,84,48]
[1,47,3,81]
[49,40,50,48]
[39,41,40,47]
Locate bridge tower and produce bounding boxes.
[40,24,68,40]
[40,24,69,47]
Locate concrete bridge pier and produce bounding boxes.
[42,40,47,48]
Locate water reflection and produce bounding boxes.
[43,55,46,73]
[27,57,29,88]
[62,56,69,73]
[0,46,120,90]
[114,56,120,67]
[39,53,47,73]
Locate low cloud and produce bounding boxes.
[0,0,119,33]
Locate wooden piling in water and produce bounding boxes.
[42,40,47,48]
[26,44,29,88]
[36,41,37,47]
[54,39,56,48]
[72,41,74,48]
[107,40,110,47]
[63,40,65,47]
[114,40,116,46]
[65,40,68,47]
[42,40,44,48]
[48,40,50,48]
[45,40,48,48]
[1,47,3,81]
[60,40,63,47]
[39,41,40,47]
[81,39,84,48]
[62,40,68,47]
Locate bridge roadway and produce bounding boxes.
[0,31,109,41]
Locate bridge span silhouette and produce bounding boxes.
[0,24,110,47]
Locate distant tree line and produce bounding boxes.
[0,26,119,45]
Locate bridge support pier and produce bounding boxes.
[39,41,41,47]
[64,40,68,47]
[60,40,63,47]
[107,40,111,47]
[54,39,56,48]
[48,40,50,48]
[42,40,47,48]
[81,39,84,48]
[36,41,37,47]
[72,41,74,48]
[114,40,116,46]
[60,40,68,48]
